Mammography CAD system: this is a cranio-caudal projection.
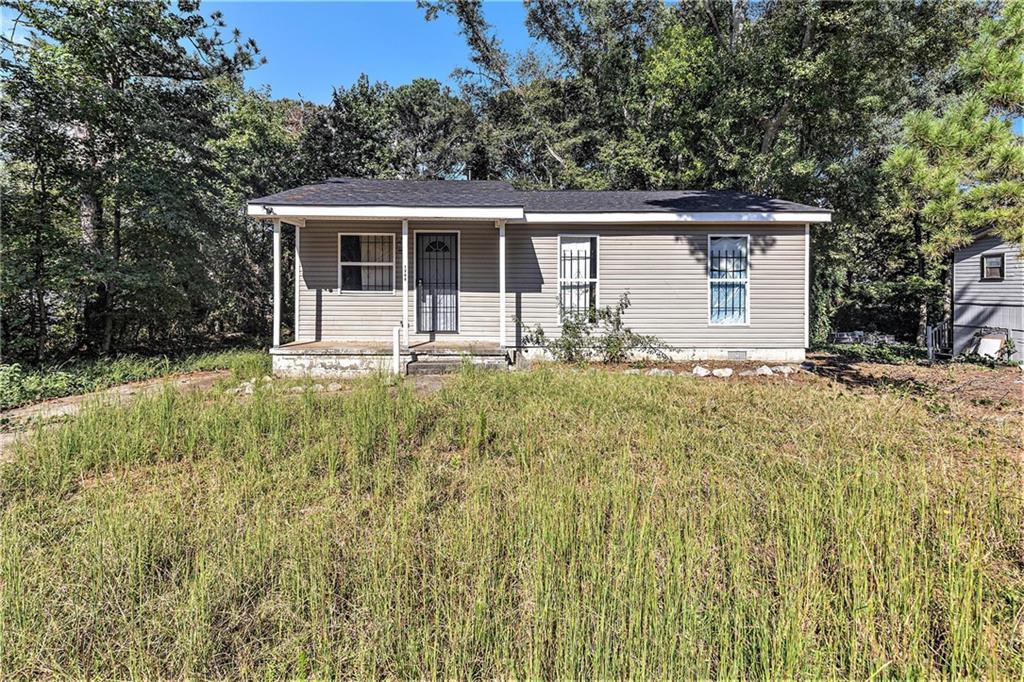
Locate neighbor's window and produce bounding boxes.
[981,253,1004,280]
[558,235,598,320]
[709,235,749,325]
[339,234,394,292]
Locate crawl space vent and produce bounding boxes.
[727,350,748,361]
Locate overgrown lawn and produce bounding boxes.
[1,368,1021,678]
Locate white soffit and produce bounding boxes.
[248,204,525,221]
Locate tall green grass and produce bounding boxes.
[0,350,269,410]
[1,368,1021,678]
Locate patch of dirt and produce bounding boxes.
[0,370,229,462]
[806,353,1024,418]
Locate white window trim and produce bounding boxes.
[412,229,461,334]
[707,233,751,327]
[981,252,1005,281]
[557,233,600,322]
[337,232,397,295]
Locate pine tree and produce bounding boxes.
[884,0,1024,341]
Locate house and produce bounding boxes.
[247,178,832,375]
[952,231,1022,359]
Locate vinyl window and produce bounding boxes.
[981,253,1004,281]
[709,235,749,325]
[558,235,599,320]
[338,234,395,293]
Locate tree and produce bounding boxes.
[392,78,475,179]
[296,75,397,182]
[1,0,259,356]
[206,81,303,341]
[883,0,1024,342]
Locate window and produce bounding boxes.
[558,235,598,320]
[981,253,1004,280]
[709,235,749,325]
[338,234,395,293]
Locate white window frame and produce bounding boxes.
[337,232,397,295]
[707,233,751,327]
[557,234,600,322]
[981,252,1005,281]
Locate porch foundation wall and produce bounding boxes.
[272,349,511,377]
[273,353,395,378]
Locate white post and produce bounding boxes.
[293,225,300,343]
[498,220,507,347]
[402,220,409,347]
[392,326,401,375]
[272,219,282,348]
[804,223,810,350]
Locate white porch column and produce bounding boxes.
[402,220,409,347]
[272,219,282,348]
[498,220,507,347]
[294,224,300,343]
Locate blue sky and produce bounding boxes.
[206,1,535,102]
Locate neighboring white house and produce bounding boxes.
[247,178,832,375]
[952,231,1023,359]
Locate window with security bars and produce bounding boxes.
[709,236,749,325]
[558,235,598,320]
[339,234,395,292]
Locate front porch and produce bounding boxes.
[266,215,514,376]
[270,339,511,377]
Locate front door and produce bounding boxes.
[416,232,458,333]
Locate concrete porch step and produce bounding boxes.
[405,356,509,375]
[406,360,462,376]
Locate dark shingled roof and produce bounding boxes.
[249,178,831,214]
[518,189,830,214]
[249,178,522,208]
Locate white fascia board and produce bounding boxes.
[520,211,831,224]
[248,204,525,221]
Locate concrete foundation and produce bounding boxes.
[514,346,806,366]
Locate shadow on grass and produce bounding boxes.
[811,355,937,399]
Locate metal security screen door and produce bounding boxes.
[416,233,459,332]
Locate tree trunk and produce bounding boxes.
[80,187,107,353]
[914,215,928,346]
[102,200,121,355]
[33,168,48,362]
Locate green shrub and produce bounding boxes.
[522,293,667,364]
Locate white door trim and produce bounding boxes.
[413,229,461,334]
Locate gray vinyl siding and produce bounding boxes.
[296,221,499,342]
[506,225,807,350]
[296,220,808,350]
[297,222,401,341]
[952,234,1023,356]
